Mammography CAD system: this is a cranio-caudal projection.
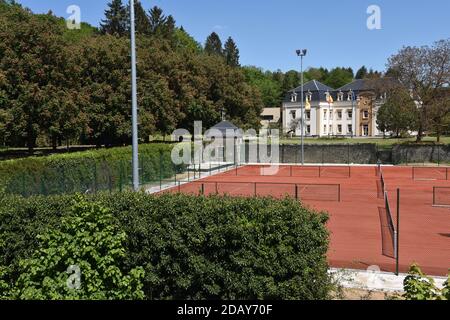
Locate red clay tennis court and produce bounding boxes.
[162,165,450,276]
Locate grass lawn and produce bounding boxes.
[278,136,450,147]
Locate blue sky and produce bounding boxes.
[16,0,450,73]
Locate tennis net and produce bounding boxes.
[379,191,398,259]
[433,187,450,207]
[233,165,351,178]
[413,167,449,181]
[164,181,341,202]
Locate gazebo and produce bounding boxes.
[206,120,243,164]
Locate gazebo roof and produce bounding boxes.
[207,120,242,138]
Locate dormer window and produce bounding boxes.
[291,92,298,103]
[348,90,354,101]
[306,91,313,102]
[337,91,344,102]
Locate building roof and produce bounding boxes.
[284,80,335,103]
[284,78,397,104]
[292,80,335,93]
[337,78,398,93]
[207,120,242,138]
[211,120,239,131]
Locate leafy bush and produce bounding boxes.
[6,195,145,300]
[0,192,332,300]
[403,264,449,300]
[0,144,182,196]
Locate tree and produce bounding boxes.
[355,66,368,79]
[173,27,202,53]
[224,37,240,67]
[164,15,176,36]
[242,67,283,107]
[376,87,419,137]
[305,67,328,83]
[133,0,151,35]
[427,88,450,143]
[76,35,132,146]
[324,67,354,89]
[148,6,167,35]
[204,32,223,56]
[281,70,301,92]
[100,0,128,37]
[0,7,72,152]
[366,68,382,79]
[387,40,450,142]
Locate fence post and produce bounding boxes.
[347,144,350,165]
[174,163,177,186]
[254,182,257,197]
[433,187,435,206]
[295,184,298,200]
[338,185,341,202]
[93,163,97,193]
[159,153,163,191]
[108,167,113,193]
[322,145,324,164]
[396,188,400,276]
[201,183,205,195]
[437,146,440,166]
[119,162,123,192]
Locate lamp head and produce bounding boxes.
[296,49,307,57]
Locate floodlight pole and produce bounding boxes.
[296,49,307,165]
[350,90,355,138]
[130,0,139,191]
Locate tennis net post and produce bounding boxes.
[396,188,400,276]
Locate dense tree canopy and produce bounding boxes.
[0,2,263,150]
[205,32,223,56]
[100,0,128,36]
[387,40,450,141]
[224,37,240,67]
[377,87,419,137]
[355,66,368,79]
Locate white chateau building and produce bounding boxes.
[282,79,388,137]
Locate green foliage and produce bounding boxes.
[403,264,449,300]
[243,67,283,108]
[355,66,368,79]
[322,67,354,89]
[0,236,11,299]
[204,32,223,56]
[0,192,332,300]
[0,2,263,150]
[173,27,202,53]
[0,144,179,196]
[133,0,151,35]
[224,37,240,67]
[377,88,419,137]
[10,195,144,300]
[100,0,128,36]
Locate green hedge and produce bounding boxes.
[0,192,332,300]
[0,144,183,196]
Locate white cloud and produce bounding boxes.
[213,25,228,30]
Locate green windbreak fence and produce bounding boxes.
[0,146,190,197]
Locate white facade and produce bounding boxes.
[282,80,386,138]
